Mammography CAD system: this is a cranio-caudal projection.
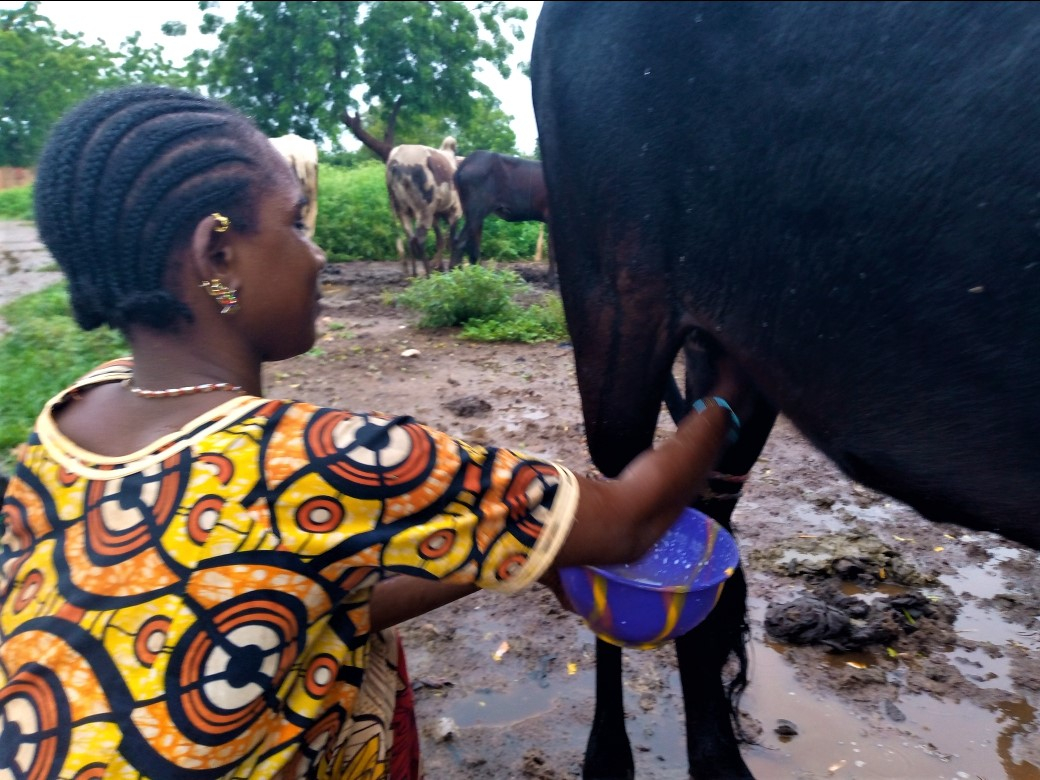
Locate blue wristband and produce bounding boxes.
[691,396,741,445]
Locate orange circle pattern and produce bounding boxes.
[0,369,574,777]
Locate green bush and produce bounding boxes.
[393,264,569,343]
[0,283,127,471]
[461,293,569,344]
[0,185,34,221]
[314,162,402,262]
[311,162,543,264]
[393,263,525,327]
[472,218,544,262]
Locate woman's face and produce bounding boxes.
[234,148,327,362]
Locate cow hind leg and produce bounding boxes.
[430,223,445,274]
[449,221,469,269]
[675,569,754,779]
[447,220,461,266]
[469,222,484,266]
[409,227,428,277]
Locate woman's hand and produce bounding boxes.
[706,350,755,425]
[539,568,579,615]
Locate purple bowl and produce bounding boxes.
[559,508,740,649]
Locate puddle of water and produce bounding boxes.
[741,595,1040,779]
[948,597,1040,650]
[447,670,595,727]
[946,644,1014,691]
[744,502,852,535]
[741,635,1038,779]
[892,694,1040,780]
[941,546,1022,601]
[834,499,910,526]
[414,595,1039,779]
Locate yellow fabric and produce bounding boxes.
[0,358,577,778]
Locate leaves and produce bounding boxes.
[0,1,193,166]
[205,1,523,152]
[3,1,529,164]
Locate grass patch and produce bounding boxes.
[0,184,34,221]
[393,264,569,343]
[461,293,569,343]
[0,283,126,472]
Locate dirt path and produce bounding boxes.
[0,220,61,334]
[3,224,1038,779]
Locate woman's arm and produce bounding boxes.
[551,400,734,569]
[369,575,479,632]
[552,351,753,570]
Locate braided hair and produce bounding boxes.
[34,85,280,331]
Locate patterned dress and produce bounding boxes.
[0,359,577,778]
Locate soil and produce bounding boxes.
[3,222,1039,779]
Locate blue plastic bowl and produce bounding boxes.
[559,508,740,649]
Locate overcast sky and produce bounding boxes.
[4,0,542,155]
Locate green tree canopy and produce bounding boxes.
[0,2,190,167]
[0,3,111,166]
[1,1,531,168]
[203,1,528,153]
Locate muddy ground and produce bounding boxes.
[3,222,1038,779]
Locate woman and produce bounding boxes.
[0,85,749,778]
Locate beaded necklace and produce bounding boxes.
[123,379,244,399]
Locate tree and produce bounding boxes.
[110,32,191,89]
[0,2,194,167]
[202,1,526,152]
[353,0,527,154]
[0,3,113,166]
[204,2,364,143]
[450,97,521,156]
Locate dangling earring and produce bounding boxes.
[211,212,231,232]
[200,279,239,314]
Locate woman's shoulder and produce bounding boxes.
[68,356,135,394]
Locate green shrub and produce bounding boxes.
[0,284,127,471]
[393,264,568,343]
[394,264,525,327]
[473,218,544,262]
[0,185,34,221]
[314,162,401,261]
[461,293,569,343]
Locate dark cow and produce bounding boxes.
[450,150,555,283]
[532,2,1040,778]
[386,137,462,277]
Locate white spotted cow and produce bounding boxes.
[269,133,319,239]
[385,137,463,277]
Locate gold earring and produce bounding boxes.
[200,279,239,314]
[211,213,231,232]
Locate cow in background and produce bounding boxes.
[532,2,1040,778]
[450,150,555,285]
[386,137,463,277]
[269,134,319,238]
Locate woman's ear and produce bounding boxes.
[188,212,237,282]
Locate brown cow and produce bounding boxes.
[386,137,463,277]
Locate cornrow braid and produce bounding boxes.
[34,85,279,331]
